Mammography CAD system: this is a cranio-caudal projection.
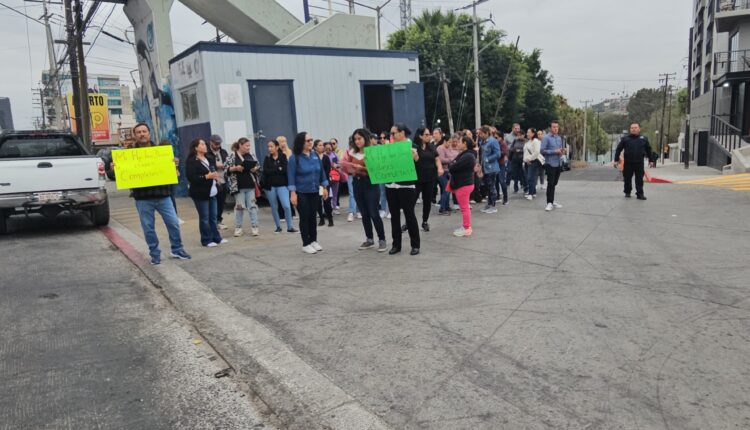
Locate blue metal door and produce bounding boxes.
[392,82,426,137]
[248,80,297,160]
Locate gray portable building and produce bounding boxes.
[169,42,425,159]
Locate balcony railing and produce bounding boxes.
[714,49,750,75]
[717,0,750,11]
[711,115,743,152]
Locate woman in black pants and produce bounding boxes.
[314,139,334,227]
[288,132,329,254]
[408,127,443,232]
[385,123,421,256]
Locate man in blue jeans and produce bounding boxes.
[128,122,191,265]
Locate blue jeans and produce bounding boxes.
[353,176,386,241]
[378,183,388,212]
[526,161,541,196]
[193,196,222,246]
[265,186,294,230]
[438,172,451,211]
[234,189,258,229]
[134,197,185,259]
[347,175,358,214]
[482,172,498,206]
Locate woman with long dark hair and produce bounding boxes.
[523,128,544,200]
[342,128,387,252]
[385,123,420,256]
[262,139,296,233]
[449,136,477,237]
[410,127,442,232]
[185,138,226,247]
[288,132,329,254]
[225,137,260,237]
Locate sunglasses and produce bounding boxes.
[305,138,313,142]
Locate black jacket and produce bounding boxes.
[186,156,217,200]
[448,150,476,189]
[615,134,653,163]
[415,142,439,183]
[262,153,288,189]
[320,153,332,183]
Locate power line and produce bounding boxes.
[0,1,45,24]
[85,3,116,57]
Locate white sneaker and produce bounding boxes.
[334,209,341,215]
[386,213,391,219]
[218,223,228,230]
[219,238,229,244]
[206,242,218,247]
[485,207,498,214]
[302,245,317,254]
[379,210,386,218]
[251,227,259,236]
[311,241,323,251]
[347,213,354,222]
[356,212,362,219]
[540,184,547,190]
[553,202,563,209]
[525,195,533,201]
[178,218,185,225]
[234,228,243,237]
[452,204,460,211]
[545,203,553,211]
[416,198,422,205]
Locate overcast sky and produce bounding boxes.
[1,0,691,129]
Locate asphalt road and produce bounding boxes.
[0,214,276,430]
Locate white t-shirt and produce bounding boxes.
[200,158,218,197]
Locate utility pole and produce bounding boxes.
[579,99,592,161]
[74,0,91,148]
[665,84,674,163]
[64,0,83,139]
[399,0,411,28]
[41,0,63,129]
[685,28,693,169]
[471,0,480,130]
[658,72,676,165]
[437,58,455,135]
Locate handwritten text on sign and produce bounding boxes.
[364,141,417,184]
[111,145,178,190]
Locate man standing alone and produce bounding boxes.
[128,123,191,265]
[613,123,654,200]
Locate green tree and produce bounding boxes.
[387,10,556,132]
[627,88,663,124]
[599,113,630,135]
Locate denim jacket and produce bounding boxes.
[480,137,501,174]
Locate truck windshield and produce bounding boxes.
[0,136,86,158]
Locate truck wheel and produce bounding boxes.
[90,199,110,226]
[0,210,7,235]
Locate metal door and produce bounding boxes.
[392,82,426,137]
[248,80,297,160]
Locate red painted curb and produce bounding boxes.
[645,171,673,184]
[100,226,150,268]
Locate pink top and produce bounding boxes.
[437,145,460,168]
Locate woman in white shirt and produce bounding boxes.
[523,128,544,200]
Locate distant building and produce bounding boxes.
[0,97,13,131]
[593,97,630,115]
[57,74,137,145]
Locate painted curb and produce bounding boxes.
[645,171,673,183]
[100,220,391,430]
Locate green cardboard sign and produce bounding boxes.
[364,141,417,184]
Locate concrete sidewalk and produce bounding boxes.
[645,160,723,183]
[107,176,750,429]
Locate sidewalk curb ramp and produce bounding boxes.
[100,220,391,430]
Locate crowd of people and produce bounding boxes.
[128,118,659,264]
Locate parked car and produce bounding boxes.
[0,130,109,234]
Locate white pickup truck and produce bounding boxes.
[0,130,109,234]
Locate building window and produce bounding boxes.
[108,99,121,106]
[97,78,119,87]
[110,109,122,115]
[181,86,200,121]
[100,88,121,97]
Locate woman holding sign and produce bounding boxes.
[288,132,329,254]
[384,123,421,256]
[185,138,226,247]
[449,136,477,237]
[341,128,387,252]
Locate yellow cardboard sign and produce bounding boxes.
[111,145,178,190]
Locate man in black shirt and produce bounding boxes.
[613,122,655,200]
